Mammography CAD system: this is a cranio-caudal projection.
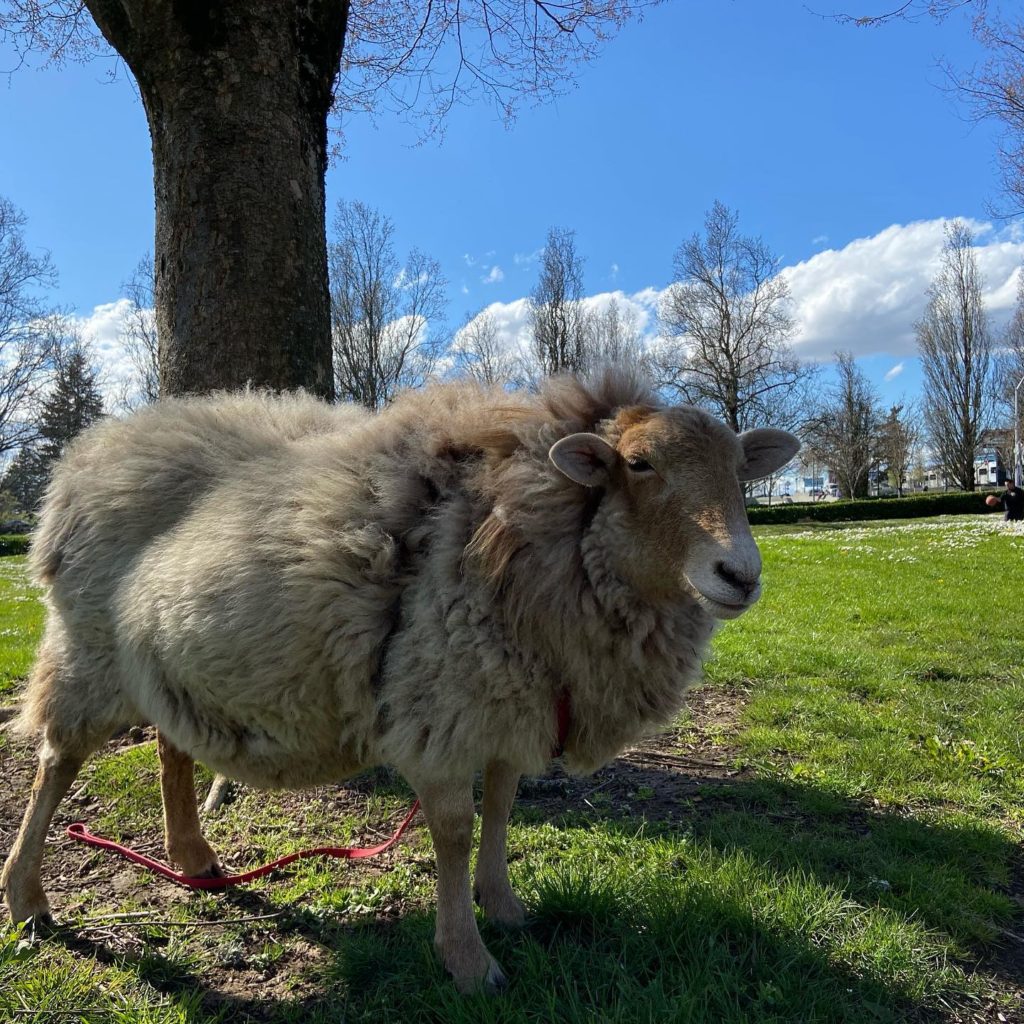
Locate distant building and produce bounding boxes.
[924,450,1004,490]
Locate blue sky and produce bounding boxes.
[1,1,1022,404]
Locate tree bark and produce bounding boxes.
[84,1,348,399]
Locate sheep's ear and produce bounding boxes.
[549,433,618,487]
[738,428,801,481]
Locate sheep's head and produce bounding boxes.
[549,406,799,619]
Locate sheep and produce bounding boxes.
[2,370,798,993]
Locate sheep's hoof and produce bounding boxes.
[8,905,56,935]
[440,941,508,995]
[474,885,527,929]
[167,839,223,879]
[191,862,226,880]
[452,956,508,996]
[4,882,53,930]
[26,911,57,936]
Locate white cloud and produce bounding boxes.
[73,299,138,405]
[451,297,533,363]
[610,262,620,280]
[453,289,662,365]
[782,218,1024,360]
[513,249,542,268]
[463,253,476,267]
[64,215,1024,413]
[812,234,829,247]
[578,288,659,334]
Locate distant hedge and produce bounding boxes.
[0,534,31,557]
[0,493,1006,553]
[747,491,1002,526]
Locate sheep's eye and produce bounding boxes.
[626,457,654,473]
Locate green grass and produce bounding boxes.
[0,555,43,701]
[1,516,1022,1023]
[712,516,1024,818]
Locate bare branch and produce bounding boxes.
[803,352,882,498]
[529,226,587,377]
[0,195,62,457]
[916,220,995,490]
[330,199,448,409]
[652,200,812,433]
[116,252,159,411]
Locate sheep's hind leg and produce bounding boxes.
[417,777,507,994]
[2,745,86,926]
[158,732,223,878]
[474,760,525,927]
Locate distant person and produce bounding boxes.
[986,481,1024,521]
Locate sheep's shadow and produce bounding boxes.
[42,766,1022,1023]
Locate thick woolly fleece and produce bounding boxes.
[18,371,719,787]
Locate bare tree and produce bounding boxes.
[117,253,159,410]
[830,1,975,29]
[835,3,1023,214]
[1,2,653,401]
[655,200,810,433]
[330,200,448,410]
[995,267,1024,415]
[340,3,656,135]
[939,4,1024,216]
[529,227,587,377]
[453,309,522,387]
[993,267,1024,481]
[0,196,60,458]
[877,402,922,496]
[804,352,881,499]
[916,220,993,491]
[582,297,647,372]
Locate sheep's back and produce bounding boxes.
[30,392,365,590]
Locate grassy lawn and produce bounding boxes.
[1,516,1022,1023]
[0,556,43,701]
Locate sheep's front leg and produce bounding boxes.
[474,760,525,927]
[417,778,507,994]
[3,748,84,925]
[157,732,222,878]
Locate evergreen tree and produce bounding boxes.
[38,348,104,463]
[0,443,49,514]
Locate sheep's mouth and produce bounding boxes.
[694,593,751,620]
[684,578,761,620]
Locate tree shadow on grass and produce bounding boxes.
[518,766,1024,1000]
[534,763,1020,929]
[39,766,1022,1024]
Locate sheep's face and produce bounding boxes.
[549,406,800,618]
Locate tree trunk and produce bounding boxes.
[85,1,348,399]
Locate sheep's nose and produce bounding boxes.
[715,560,759,592]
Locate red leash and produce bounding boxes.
[66,691,571,891]
[66,801,421,890]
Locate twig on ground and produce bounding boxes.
[75,910,283,930]
[74,911,155,922]
[627,750,732,770]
